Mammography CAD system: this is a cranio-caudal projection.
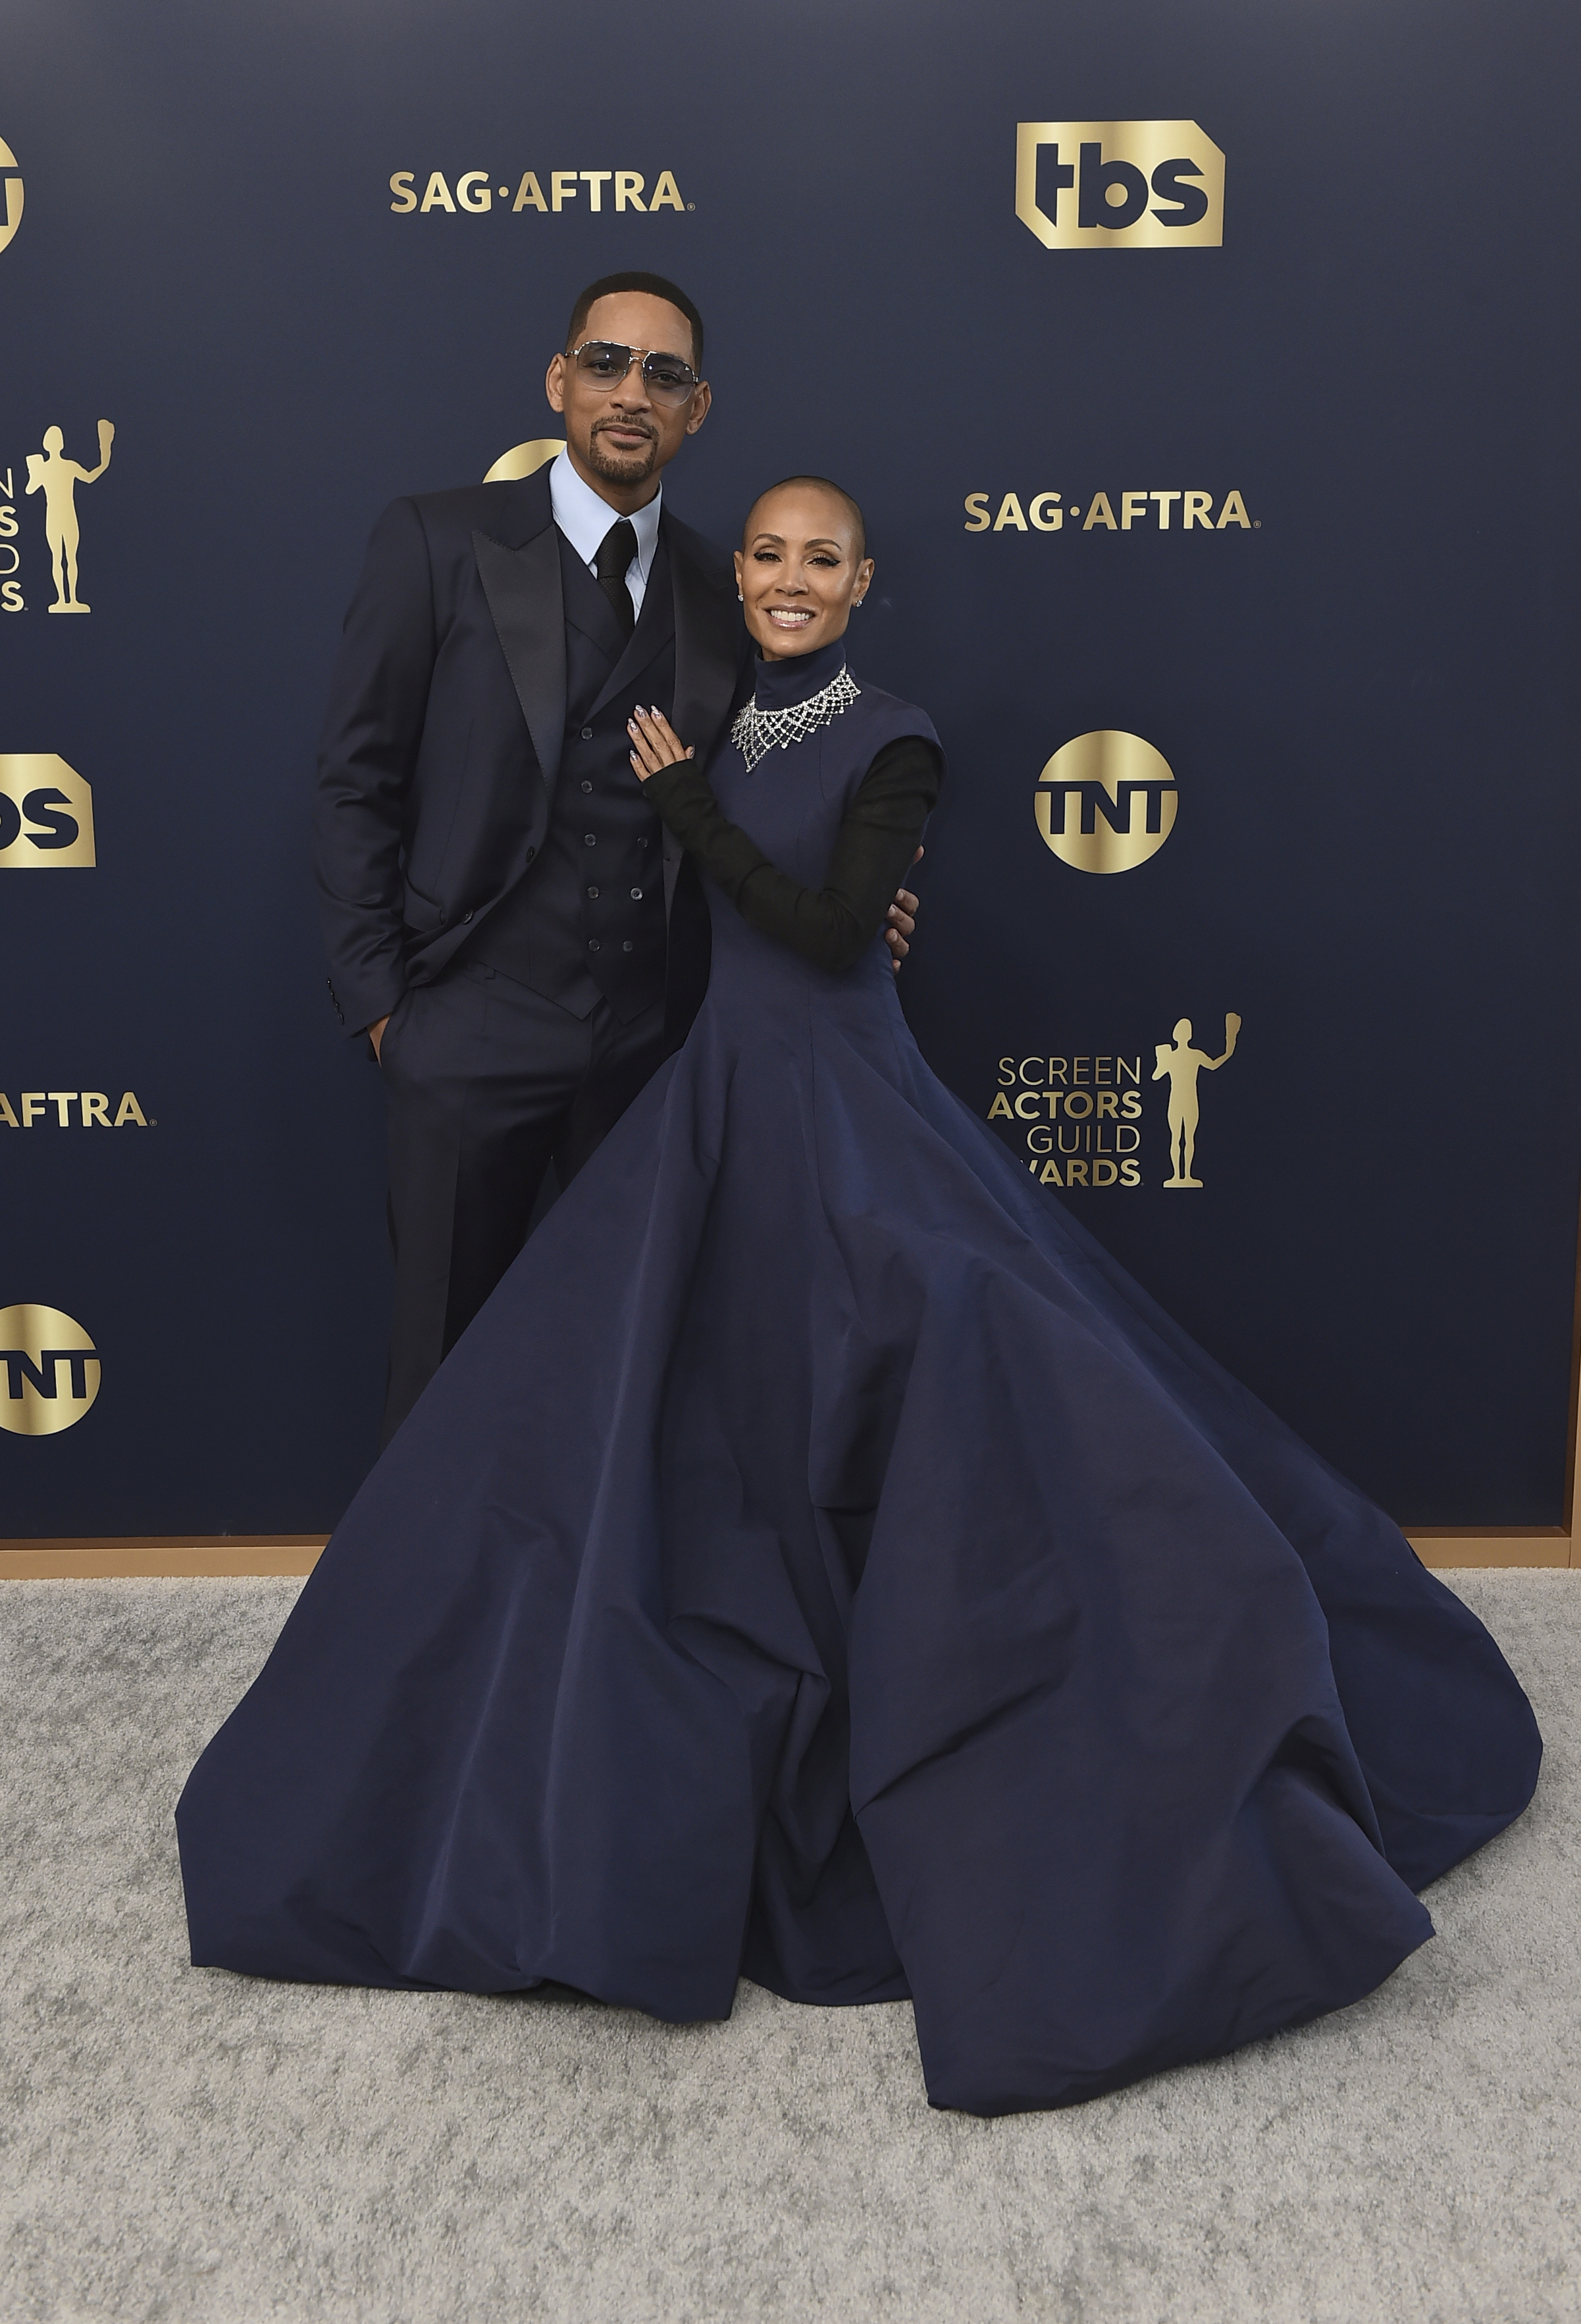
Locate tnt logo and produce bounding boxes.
[0,1305,100,1436]
[0,136,22,256]
[0,754,95,867]
[1016,122,1224,250]
[1036,732,1178,873]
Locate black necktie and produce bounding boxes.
[594,518,638,642]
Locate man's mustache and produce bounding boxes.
[592,416,658,442]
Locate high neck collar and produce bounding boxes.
[752,636,849,711]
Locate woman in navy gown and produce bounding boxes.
[178,477,1540,2117]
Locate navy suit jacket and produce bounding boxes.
[313,464,746,1038]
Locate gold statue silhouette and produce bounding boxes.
[1153,1013,1241,1188]
[26,421,114,612]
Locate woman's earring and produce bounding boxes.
[737,590,744,602]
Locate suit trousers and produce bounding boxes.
[377,960,669,1442]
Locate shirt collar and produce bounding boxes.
[549,449,661,579]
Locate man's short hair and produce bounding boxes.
[565,273,705,369]
[748,475,867,562]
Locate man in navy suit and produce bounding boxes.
[314,272,918,1440]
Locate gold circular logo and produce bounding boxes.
[0,1305,100,1436]
[1035,730,1178,873]
[0,137,23,257]
[483,437,565,484]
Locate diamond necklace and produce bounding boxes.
[731,664,860,773]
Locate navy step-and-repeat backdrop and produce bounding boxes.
[3,0,1578,1537]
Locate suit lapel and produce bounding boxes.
[669,519,744,766]
[661,519,743,919]
[473,489,567,795]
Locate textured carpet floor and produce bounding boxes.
[0,1573,1576,2324]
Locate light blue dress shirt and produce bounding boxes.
[548,450,661,618]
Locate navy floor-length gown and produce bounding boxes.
[178,649,1540,2117]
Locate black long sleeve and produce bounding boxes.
[642,735,943,973]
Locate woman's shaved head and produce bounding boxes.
[744,475,866,561]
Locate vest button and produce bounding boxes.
[622,940,635,953]
[581,726,594,741]
[636,835,649,849]
[588,938,600,952]
[631,887,643,900]
[587,885,599,899]
[580,779,592,793]
[584,833,596,846]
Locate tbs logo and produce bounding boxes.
[0,755,95,867]
[1016,121,1224,250]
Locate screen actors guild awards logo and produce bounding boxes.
[26,422,115,612]
[1154,1015,1240,1187]
[0,137,22,255]
[988,1055,1145,1188]
[0,483,14,610]
[0,756,95,867]
[1036,732,1177,873]
[1016,122,1224,249]
[985,1027,1241,1191]
[0,1305,100,1436]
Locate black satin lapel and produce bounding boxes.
[473,527,567,793]
[670,533,745,760]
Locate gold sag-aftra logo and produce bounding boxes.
[1016,122,1224,249]
[966,487,1254,535]
[390,168,689,217]
[0,136,22,254]
[0,1306,100,1437]
[0,756,95,866]
[1036,732,1177,873]
[0,1090,149,1128]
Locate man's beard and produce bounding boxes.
[586,423,660,485]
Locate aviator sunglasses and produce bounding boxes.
[569,340,700,404]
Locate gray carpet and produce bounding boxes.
[0,1574,1576,2324]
